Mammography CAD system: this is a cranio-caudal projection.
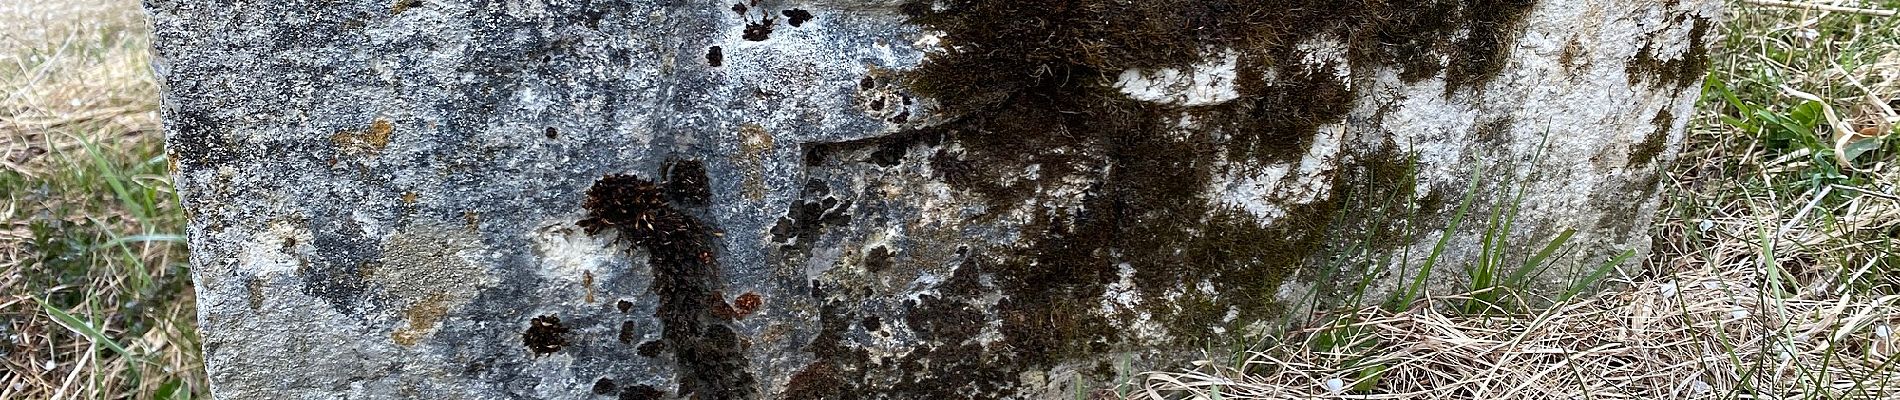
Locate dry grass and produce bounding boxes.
[1138,265,1899,399]
[1,0,201,399]
[1134,2,1900,399]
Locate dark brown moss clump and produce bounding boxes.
[522,315,570,355]
[579,172,754,399]
[1630,109,1673,166]
[786,0,1542,396]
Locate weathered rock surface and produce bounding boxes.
[149,0,1718,398]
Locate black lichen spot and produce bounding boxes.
[617,385,664,400]
[706,46,724,67]
[636,340,665,357]
[579,174,755,399]
[544,127,558,139]
[768,196,852,246]
[592,378,617,395]
[616,299,633,313]
[860,315,882,331]
[167,106,237,169]
[859,75,876,90]
[618,320,638,343]
[662,159,712,206]
[1630,109,1673,166]
[782,9,813,27]
[522,315,569,355]
[742,17,774,41]
[730,3,746,14]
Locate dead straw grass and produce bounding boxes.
[1137,263,1899,399]
[1,0,199,399]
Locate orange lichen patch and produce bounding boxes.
[391,0,420,14]
[331,118,394,152]
[732,292,763,317]
[392,293,453,346]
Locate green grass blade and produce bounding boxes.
[32,294,138,359]
[1559,249,1634,302]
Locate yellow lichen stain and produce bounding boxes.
[583,270,596,304]
[732,123,774,200]
[390,0,421,14]
[246,278,266,310]
[463,211,480,232]
[332,118,395,153]
[392,293,452,346]
[373,223,493,347]
[402,192,419,204]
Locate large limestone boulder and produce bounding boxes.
[149,0,1717,398]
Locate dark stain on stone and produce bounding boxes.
[859,75,876,90]
[782,9,814,27]
[167,106,237,169]
[578,173,755,399]
[617,385,664,400]
[522,315,570,355]
[706,46,724,67]
[591,378,617,395]
[544,127,558,139]
[730,3,746,15]
[768,180,852,248]
[782,0,1542,396]
[616,299,633,313]
[742,17,774,41]
[301,219,378,313]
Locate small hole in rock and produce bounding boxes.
[592,378,617,395]
[544,127,558,139]
[706,46,724,67]
[636,340,665,357]
[618,320,638,343]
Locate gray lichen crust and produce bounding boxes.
[149,0,1717,398]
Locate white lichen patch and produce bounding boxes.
[1209,124,1345,224]
[1115,51,1241,106]
[530,222,622,284]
